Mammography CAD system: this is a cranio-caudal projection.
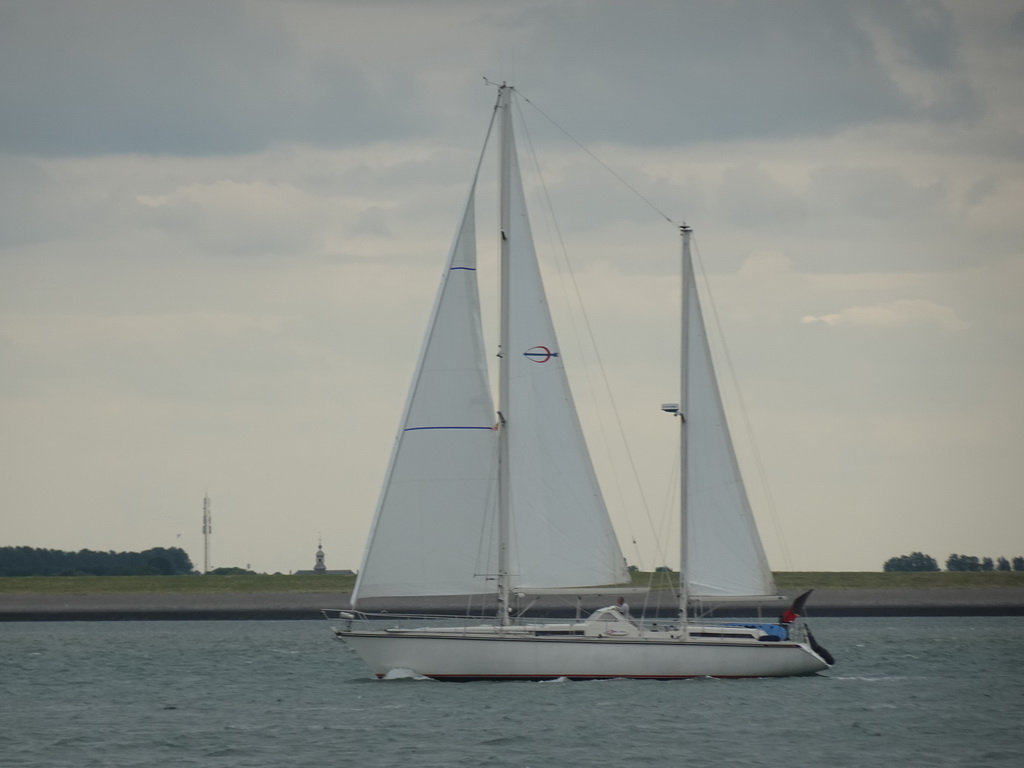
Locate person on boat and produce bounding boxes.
[616,597,630,617]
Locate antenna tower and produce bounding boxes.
[202,494,212,574]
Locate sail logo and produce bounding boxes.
[524,345,559,362]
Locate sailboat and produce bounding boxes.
[331,84,832,680]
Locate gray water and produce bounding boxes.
[1,617,1022,767]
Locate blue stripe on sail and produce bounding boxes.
[404,426,494,432]
[450,266,476,271]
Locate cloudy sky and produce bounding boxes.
[2,0,1022,575]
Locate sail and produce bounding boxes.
[683,266,777,598]
[353,86,630,604]
[352,189,500,603]
[499,89,630,590]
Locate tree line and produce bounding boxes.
[883,551,1024,572]
[0,546,195,576]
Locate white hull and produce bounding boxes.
[334,621,829,680]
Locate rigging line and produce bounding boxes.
[636,448,680,612]
[511,86,691,575]
[471,86,503,188]
[515,89,680,228]
[656,439,681,574]
[690,235,794,572]
[512,92,653,572]
[472,441,501,600]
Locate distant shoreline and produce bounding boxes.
[3,587,1024,621]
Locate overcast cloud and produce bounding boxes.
[1,0,1022,574]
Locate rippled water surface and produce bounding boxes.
[2,617,1022,767]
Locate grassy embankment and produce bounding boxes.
[1,571,1022,595]
[773,571,1024,589]
[631,570,1024,590]
[0,574,358,594]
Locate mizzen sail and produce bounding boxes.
[683,258,776,599]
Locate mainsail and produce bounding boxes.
[499,89,629,591]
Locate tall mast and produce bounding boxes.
[678,225,693,623]
[496,83,513,626]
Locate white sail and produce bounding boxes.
[499,90,630,591]
[683,264,776,598]
[352,189,499,602]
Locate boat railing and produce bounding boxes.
[322,609,521,633]
[322,608,651,635]
[786,622,811,643]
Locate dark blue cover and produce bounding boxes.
[724,622,789,640]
